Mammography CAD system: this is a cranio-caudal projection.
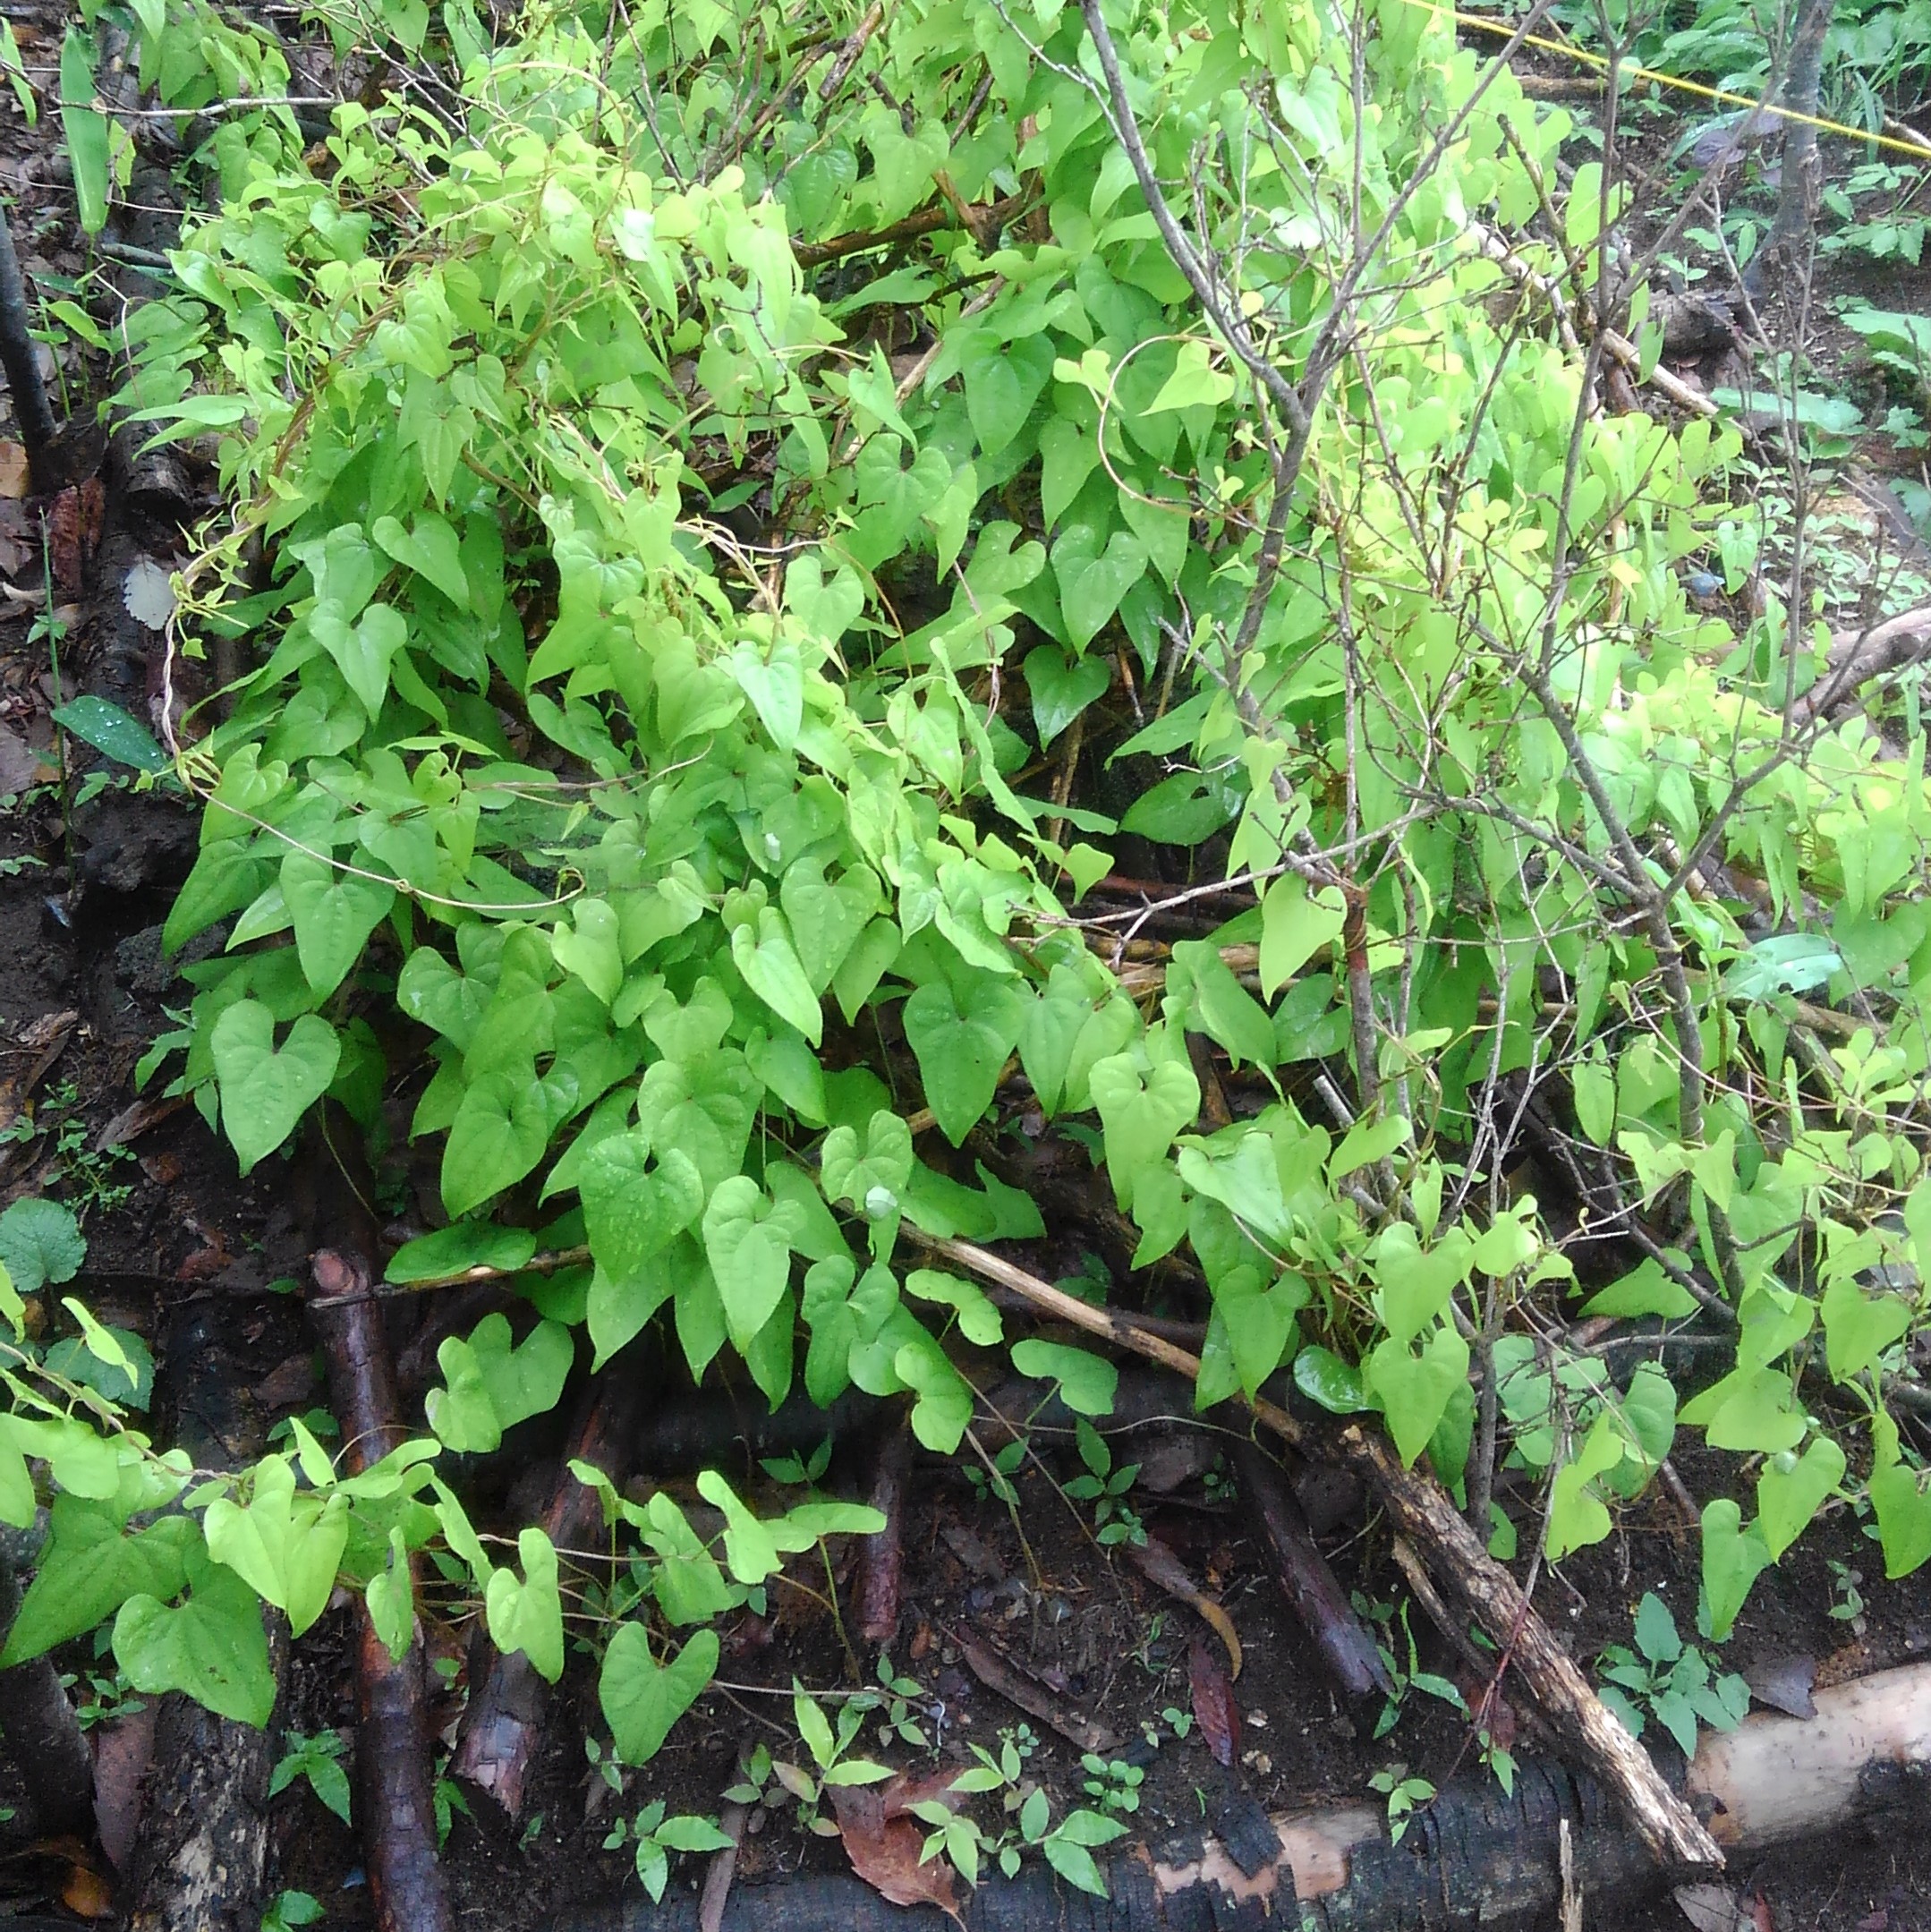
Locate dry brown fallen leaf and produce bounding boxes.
[1189,1633,1241,1768]
[830,1772,965,1924]
[0,441,29,498]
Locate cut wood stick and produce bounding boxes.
[914,1233,1722,1871]
[310,1248,454,1932]
[451,1362,647,1820]
[855,1409,914,1647]
[1233,1442,1391,1701]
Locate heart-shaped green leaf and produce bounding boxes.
[731,908,822,1043]
[372,510,470,609]
[819,1110,914,1219]
[1024,646,1110,751]
[1820,1273,1915,1382]
[427,1314,574,1454]
[902,975,1027,1145]
[583,1132,704,1279]
[779,859,874,993]
[210,1002,341,1175]
[1701,1497,1772,1638]
[1088,1053,1200,1209]
[1757,1435,1846,1562]
[1008,1339,1118,1417]
[484,1527,564,1682]
[113,1546,276,1728]
[1363,1326,1470,1468]
[552,898,623,1006]
[702,1176,804,1349]
[599,1623,718,1766]
[315,600,408,719]
[1051,523,1148,649]
[441,1068,550,1217]
[281,849,395,1000]
[202,1455,346,1638]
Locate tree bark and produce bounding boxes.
[0,1547,94,1840]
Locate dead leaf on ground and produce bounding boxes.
[61,1858,116,1919]
[123,556,176,631]
[0,723,34,796]
[831,1776,962,1924]
[0,441,28,498]
[1675,1884,1774,1932]
[1189,1634,1240,1767]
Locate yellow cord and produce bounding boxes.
[1429,4,1931,162]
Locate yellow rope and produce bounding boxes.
[1431,4,1931,162]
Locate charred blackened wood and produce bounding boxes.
[128,1295,284,1932]
[0,1547,94,1839]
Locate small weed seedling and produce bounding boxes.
[1828,1560,1867,1629]
[867,1653,932,1749]
[1355,1593,1468,1741]
[761,1683,893,1833]
[1079,1752,1144,1816]
[1596,1593,1749,1759]
[1067,1420,1145,1548]
[601,1801,734,1901]
[268,1730,352,1826]
[928,1728,1129,1894]
[1369,1766,1435,1844]
[1140,1705,1194,1750]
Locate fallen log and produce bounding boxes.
[913,1233,1721,1871]
[450,1359,649,1821]
[549,1659,1931,1929]
[1233,1441,1391,1703]
[309,1248,453,1932]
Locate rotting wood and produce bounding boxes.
[949,1626,1119,1756]
[309,1247,455,1932]
[451,1358,648,1822]
[912,1232,1723,1872]
[1233,1442,1390,1702]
